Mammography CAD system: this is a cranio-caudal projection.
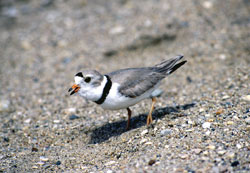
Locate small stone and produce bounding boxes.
[32,166,38,169]
[160,129,172,136]
[242,95,250,102]
[3,137,9,142]
[245,117,250,124]
[246,125,250,131]
[106,170,113,173]
[216,109,224,115]
[105,161,116,166]
[222,95,230,100]
[36,161,45,165]
[231,161,240,167]
[203,1,213,9]
[199,108,205,112]
[207,145,216,150]
[236,144,242,149]
[53,120,60,124]
[109,26,124,35]
[65,107,76,115]
[205,131,211,136]
[140,138,147,144]
[217,150,226,156]
[0,100,10,112]
[226,152,235,158]
[219,54,227,60]
[32,147,38,152]
[148,159,156,166]
[202,122,211,129]
[144,19,152,27]
[193,148,202,154]
[40,156,49,162]
[205,114,212,118]
[69,114,80,120]
[55,161,61,165]
[226,121,234,125]
[179,154,188,159]
[141,129,148,136]
[24,119,31,124]
[21,40,32,50]
[145,142,153,145]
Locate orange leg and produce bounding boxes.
[126,108,132,130]
[147,97,156,125]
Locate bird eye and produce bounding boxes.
[84,77,91,83]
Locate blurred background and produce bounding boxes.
[0,0,249,172]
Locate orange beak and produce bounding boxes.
[68,84,80,95]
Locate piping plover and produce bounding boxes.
[69,55,187,129]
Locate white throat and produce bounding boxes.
[78,76,107,102]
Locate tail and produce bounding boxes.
[154,55,187,74]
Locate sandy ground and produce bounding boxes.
[0,0,249,172]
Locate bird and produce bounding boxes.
[68,55,187,129]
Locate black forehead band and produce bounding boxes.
[75,72,83,77]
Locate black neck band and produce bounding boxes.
[94,75,112,105]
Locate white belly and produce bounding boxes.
[100,82,158,110]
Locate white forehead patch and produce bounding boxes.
[74,76,83,84]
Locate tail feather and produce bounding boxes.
[155,55,186,74]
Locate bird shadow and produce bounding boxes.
[88,102,195,144]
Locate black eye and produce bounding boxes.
[84,77,91,83]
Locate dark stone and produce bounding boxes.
[3,137,9,142]
[55,161,61,165]
[69,114,80,120]
[148,159,156,166]
[32,147,38,152]
[231,161,240,167]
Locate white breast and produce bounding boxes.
[100,82,159,110]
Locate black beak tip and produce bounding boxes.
[70,91,75,95]
[68,87,73,92]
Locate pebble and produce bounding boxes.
[24,119,31,124]
[236,144,242,149]
[231,160,240,167]
[21,40,32,50]
[202,122,211,129]
[105,161,116,166]
[109,26,124,35]
[202,1,213,9]
[226,121,234,125]
[242,95,250,102]
[106,170,113,173]
[193,148,202,154]
[69,114,80,120]
[36,161,45,165]
[141,129,148,136]
[145,142,153,145]
[226,152,235,158]
[40,156,49,162]
[140,138,147,144]
[0,100,10,112]
[55,161,61,165]
[148,159,156,166]
[245,117,250,124]
[222,95,230,100]
[53,120,60,124]
[65,107,76,115]
[217,150,226,156]
[179,154,188,159]
[207,145,216,150]
[205,131,211,136]
[216,109,224,115]
[160,129,172,136]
